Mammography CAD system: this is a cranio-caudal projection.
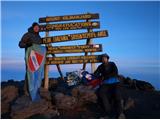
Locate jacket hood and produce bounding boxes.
[28,26,39,35]
[28,26,34,33]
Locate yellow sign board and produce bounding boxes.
[47,44,102,54]
[46,55,102,65]
[39,13,99,23]
[39,21,100,31]
[42,30,108,44]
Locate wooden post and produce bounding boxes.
[44,26,49,89]
[51,53,64,80]
[82,18,96,73]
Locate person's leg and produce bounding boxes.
[113,83,124,118]
[98,84,112,117]
[24,64,29,96]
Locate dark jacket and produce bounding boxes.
[19,27,42,51]
[94,62,118,80]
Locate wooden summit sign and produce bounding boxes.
[47,44,102,54]
[39,21,100,31]
[46,55,102,65]
[39,13,99,23]
[39,13,109,90]
[42,30,108,44]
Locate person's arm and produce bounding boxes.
[109,62,118,77]
[19,33,32,48]
[94,65,101,78]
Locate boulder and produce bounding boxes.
[132,79,155,91]
[1,85,19,114]
[54,93,78,110]
[39,87,52,101]
[49,78,58,90]
[1,85,19,103]
[118,75,155,91]
[1,103,10,115]
[11,95,58,119]
[71,85,97,105]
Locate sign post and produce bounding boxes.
[83,18,96,72]
[44,22,49,89]
[43,22,64,90]
[39,13,108,90]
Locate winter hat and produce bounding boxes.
[101,53,110,60]
[32,22,39,28]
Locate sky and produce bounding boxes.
[1,1,160,89]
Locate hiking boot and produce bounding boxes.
[100,116,110,119]
[118,113,126,119]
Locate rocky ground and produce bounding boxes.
[1,75,160,119]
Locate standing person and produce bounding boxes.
[94,53,125,118]
[19,22,42,97]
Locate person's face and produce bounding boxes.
[33,25,40,33]
[102,57,109,64]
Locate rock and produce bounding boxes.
[118,75,126,84]
[71,87,79,97]
[132,79,155,91]
[1,85,19,114]
[54,93,78,110]
[1,85,19,103]
[118,75,155,91]
[1,103,10,115]
[39,87,52,101]
[54,79,69,94]
[11,95,57,119]
[71,85,97,105]
[120,87,160,118]
[42,108,60,118]
[1,76,159,119]
[49,78,58,90]
[100,116,110,119]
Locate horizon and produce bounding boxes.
[1,1,160,90]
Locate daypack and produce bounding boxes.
[80,70,102,89]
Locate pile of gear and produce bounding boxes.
[66,70,102,90]
[66,71,81,86]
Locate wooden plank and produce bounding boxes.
[39,13,99,23]
[39,21,100,32]
[42,30,108,44]
[46,59,101,65]
[46,44,102,54]
[46,55,102,65]
[47,55,102,61]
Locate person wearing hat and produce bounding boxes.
[19,22,42,95]
[94,53,125,118]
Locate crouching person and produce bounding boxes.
[94,54,125,118]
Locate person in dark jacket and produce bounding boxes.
[94,54,125,118]
[19,22,42,95]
